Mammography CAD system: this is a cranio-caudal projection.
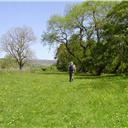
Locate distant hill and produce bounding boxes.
[30,59,56,66]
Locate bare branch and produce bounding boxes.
[0,26,36,70]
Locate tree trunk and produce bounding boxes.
[19,64,23,70]
[112,62,121,74]
[18,61,24,70]
[96,65,105,76]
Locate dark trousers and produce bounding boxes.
[69,72,74,82]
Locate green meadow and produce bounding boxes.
[0,72,128,128]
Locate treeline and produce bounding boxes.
[42,1,128,75]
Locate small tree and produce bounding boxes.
[0,26,36,70]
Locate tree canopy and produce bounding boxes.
[42,1,128,75]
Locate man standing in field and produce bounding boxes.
[68,61,76,82]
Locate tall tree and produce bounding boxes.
[42,15,82,64]
[0,26,36,70]
[55,34,83,71]
[42,1,118,74]
[103,1,128,74]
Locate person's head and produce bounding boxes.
[70,61,73,65]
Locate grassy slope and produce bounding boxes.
[0,72,128,128]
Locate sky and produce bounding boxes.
[0,0,84,60]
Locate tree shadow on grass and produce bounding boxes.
[38,71,128,80]
[75,74,124,80]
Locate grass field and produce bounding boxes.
[0,71,128,128]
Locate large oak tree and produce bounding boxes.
[0,26,36,70]
[42,1,116,74]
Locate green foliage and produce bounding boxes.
[42,65,58,72]
[29,65,58,74]
[1,72,128,127]
[0,55,17,69]
[55,35,83,71]
[55,44,70,71]
[42,1,128,75]
[103,1,128,74]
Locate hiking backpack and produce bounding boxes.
[69,65,74,72]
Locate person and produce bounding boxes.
[68,61,76,82]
